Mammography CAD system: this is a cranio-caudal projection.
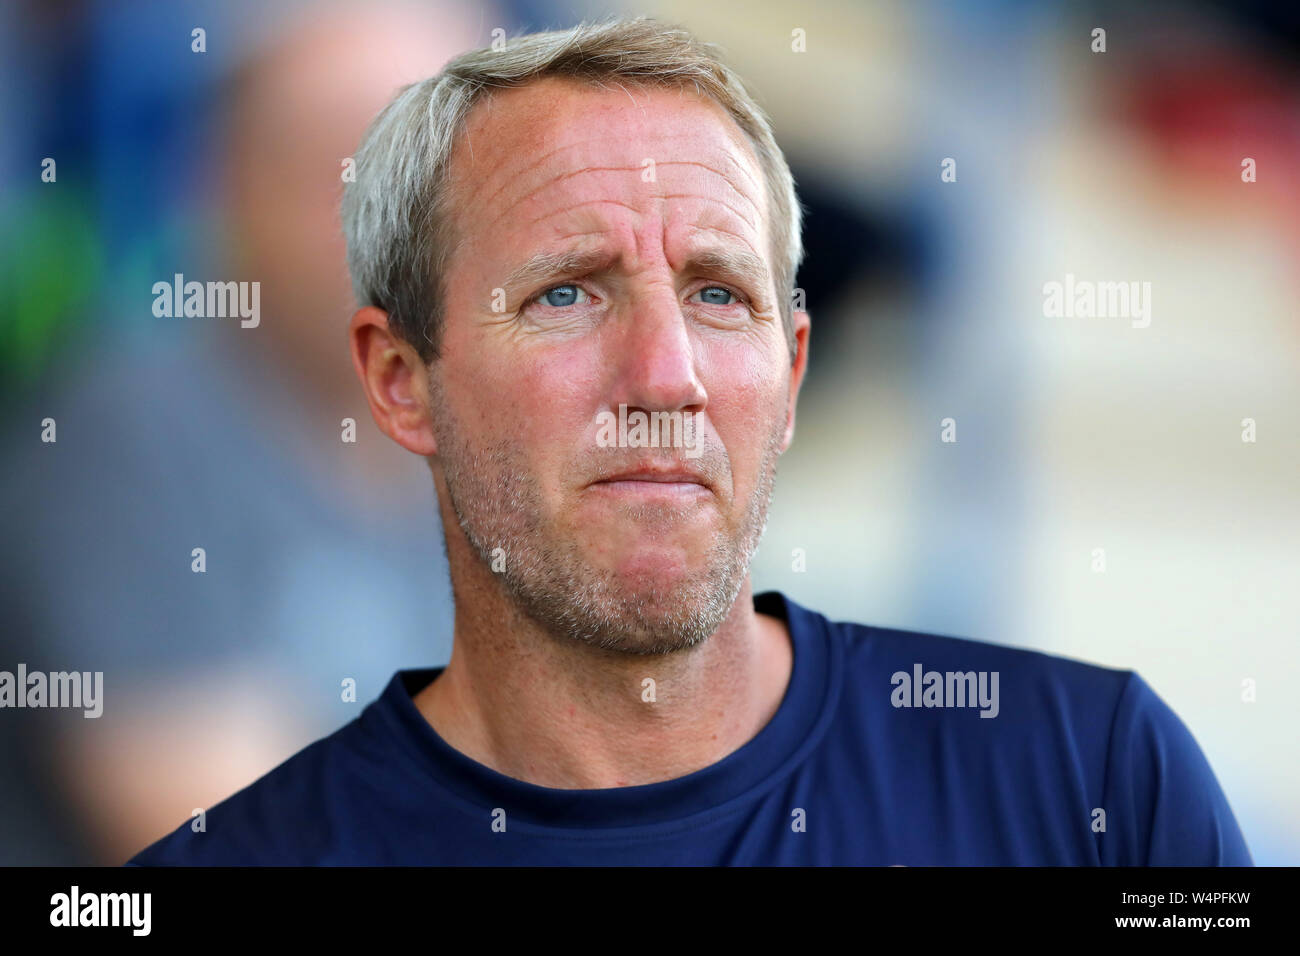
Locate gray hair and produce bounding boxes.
[340,15,804,363]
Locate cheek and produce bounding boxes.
[518,353,603,447]
[452,344,604,485]
[699,340,789,464]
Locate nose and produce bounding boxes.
[609,284,708,417]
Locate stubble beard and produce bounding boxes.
[428,371,784,656]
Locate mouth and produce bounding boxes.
[586,468,713,499]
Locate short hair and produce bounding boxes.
[340,15,805,363]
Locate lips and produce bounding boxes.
[597,470,705,484]
[588,465,712,492]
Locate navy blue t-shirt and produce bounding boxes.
[128,592,1252,865]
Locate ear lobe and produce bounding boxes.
[781,309,811,451]
[349,306,439,456]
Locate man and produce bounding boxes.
[129,17,1251,865]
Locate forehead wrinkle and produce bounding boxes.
[453,81,767,227]
[594,121,767,194]
[685,223,766,263]
[650,160,763,221]
[498,163,763,239]
[521,198,643,229]
[491,168,645,233]
[649,192,757,231]
[532,159,761,220]
[459,138,599,224]
[553,229,610,243]
[478,123,763,211]
[474,131,765,234]
[460,130,654,231]
[661,153,763,197]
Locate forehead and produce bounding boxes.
[443,76,770,258]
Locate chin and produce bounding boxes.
[614,560,734,618]
[602,542,710,586]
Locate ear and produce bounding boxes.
[780,309,811,453]
[349,306,438,456]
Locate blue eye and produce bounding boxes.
[538,285,581,307]
[697,286,738,305]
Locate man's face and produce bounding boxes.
[429,76,803,654]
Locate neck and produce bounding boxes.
[414,527,792,790]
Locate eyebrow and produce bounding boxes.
[502,248,615,299]
[500,244,773,303]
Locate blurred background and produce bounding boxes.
[1,0,1296,865]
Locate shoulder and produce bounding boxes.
[774,592,1135,791]
[1095,668,1254,864]
[783,594,1253,865]
[791,594,1135,720]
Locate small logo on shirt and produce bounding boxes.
[890,663,999,718]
